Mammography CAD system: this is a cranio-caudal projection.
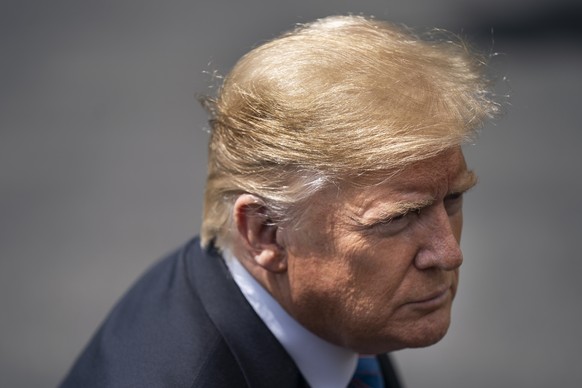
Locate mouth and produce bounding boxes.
[406,285,452,309]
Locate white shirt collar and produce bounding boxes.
[223,252,358,388]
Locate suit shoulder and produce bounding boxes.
[61,238,248,387]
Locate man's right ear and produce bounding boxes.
[232,194,287,273]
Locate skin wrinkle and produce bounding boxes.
[234,148,473,354]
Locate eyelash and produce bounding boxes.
[375,207,421,226]
[444,192,465,215]
[445,192,463,201]
[361,191,467,233]
[376,192,464,224]
[393,208,421,221]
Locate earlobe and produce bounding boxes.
[254,248,287,272]
[233,194,287,273]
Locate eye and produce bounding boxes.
[387,213,406,222]
[383,208,420,223]
[444,192,464,215]
[371,208,421,234]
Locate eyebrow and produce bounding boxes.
[378,198,435,218]
[381,170,478,216]
[450,169,478,195]
[349,198,434,228]
[351,170,478,228]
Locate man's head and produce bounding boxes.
[201,15,497,353]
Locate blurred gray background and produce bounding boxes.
[1,0,581,387]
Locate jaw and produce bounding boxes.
[331,295,455,354]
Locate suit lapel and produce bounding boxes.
[378,353,403,388]
[186,241,308,388]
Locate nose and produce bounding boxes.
[414,205,463,271]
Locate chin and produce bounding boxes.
[346,321,451,354]
[401,310,452,349]
[357,309,453,353]
[406,325,450,349]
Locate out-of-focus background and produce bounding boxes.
[1,0,581,386]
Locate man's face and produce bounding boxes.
[277,148,476,354]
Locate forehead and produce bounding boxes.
[342,148,471,205]
[389,148,469,191]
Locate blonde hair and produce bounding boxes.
[201,15,499,249]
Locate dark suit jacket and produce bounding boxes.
[61,237,402,387]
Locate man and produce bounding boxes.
[61,15,498,387]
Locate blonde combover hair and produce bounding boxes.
[201,15,498,249]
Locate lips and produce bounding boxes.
[407,285,451,306]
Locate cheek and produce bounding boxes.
[285,256,352,335]
[285,241,412,342]
[346,241,414,298]
[334,240,419,324]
